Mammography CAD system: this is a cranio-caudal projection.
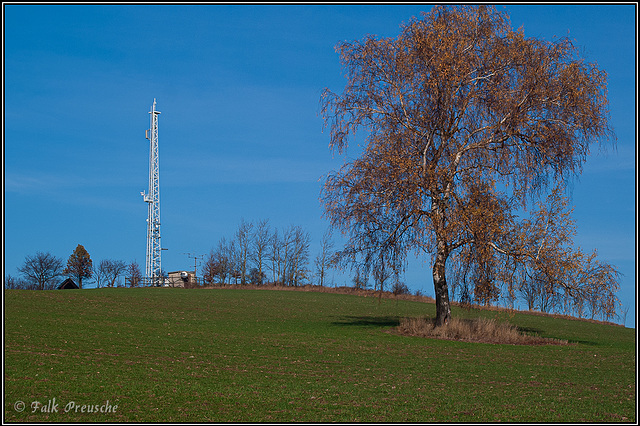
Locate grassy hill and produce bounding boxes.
[3,287,635,422]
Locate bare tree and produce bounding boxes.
[619,304,630,327]
[125,261,143,288]
[252,219,271,285]
[93,262,108,289]
[321,5,617,326]
[18,252,64,290]
[279,227,295,286]
[268,228,281,285]
[227,239,239,285]
[262,225,312,286]
[391,280,411,296]
[518,278,539,311]
[314,229,335,287]
[289,225,311,287]
[97,259,127,288]
[235,219,253,285]
[4,274,28,290]
[202,249,218,286]
[209,239,227,284]
[352,265,369,290]
[208,237,236,285]
[249,268,266,286]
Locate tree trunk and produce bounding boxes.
[433,240,452,327]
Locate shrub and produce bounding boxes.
[395,316,569,346]
[392,281,411,295]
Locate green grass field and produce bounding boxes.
[3,287,636,422]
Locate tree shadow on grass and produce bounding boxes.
[517,326,597,346]
[565,339,599,346]
[517,326,544,334]
[331,315,401,328]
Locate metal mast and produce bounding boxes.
[142,99,162,285]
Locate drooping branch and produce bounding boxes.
[321,5,617,323]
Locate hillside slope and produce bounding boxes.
[4,288,635,422]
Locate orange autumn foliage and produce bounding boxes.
[320,6,618,325]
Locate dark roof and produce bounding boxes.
[57,278,79,290]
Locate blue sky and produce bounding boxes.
[3,4,636,326]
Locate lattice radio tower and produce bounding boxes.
[142,99,162,285]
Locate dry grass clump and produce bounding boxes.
[396,316,569,346]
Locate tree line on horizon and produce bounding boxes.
[4,244,142,291]
[201,218,414,297]
[201,219,320,287]
[4,221,623,323]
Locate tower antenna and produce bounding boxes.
[183,253,204,280]
[142,98,162,286]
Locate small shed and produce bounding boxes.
[167,271,196,288]
[57,278,79,290]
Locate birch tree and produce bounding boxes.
[321,5,617,326]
